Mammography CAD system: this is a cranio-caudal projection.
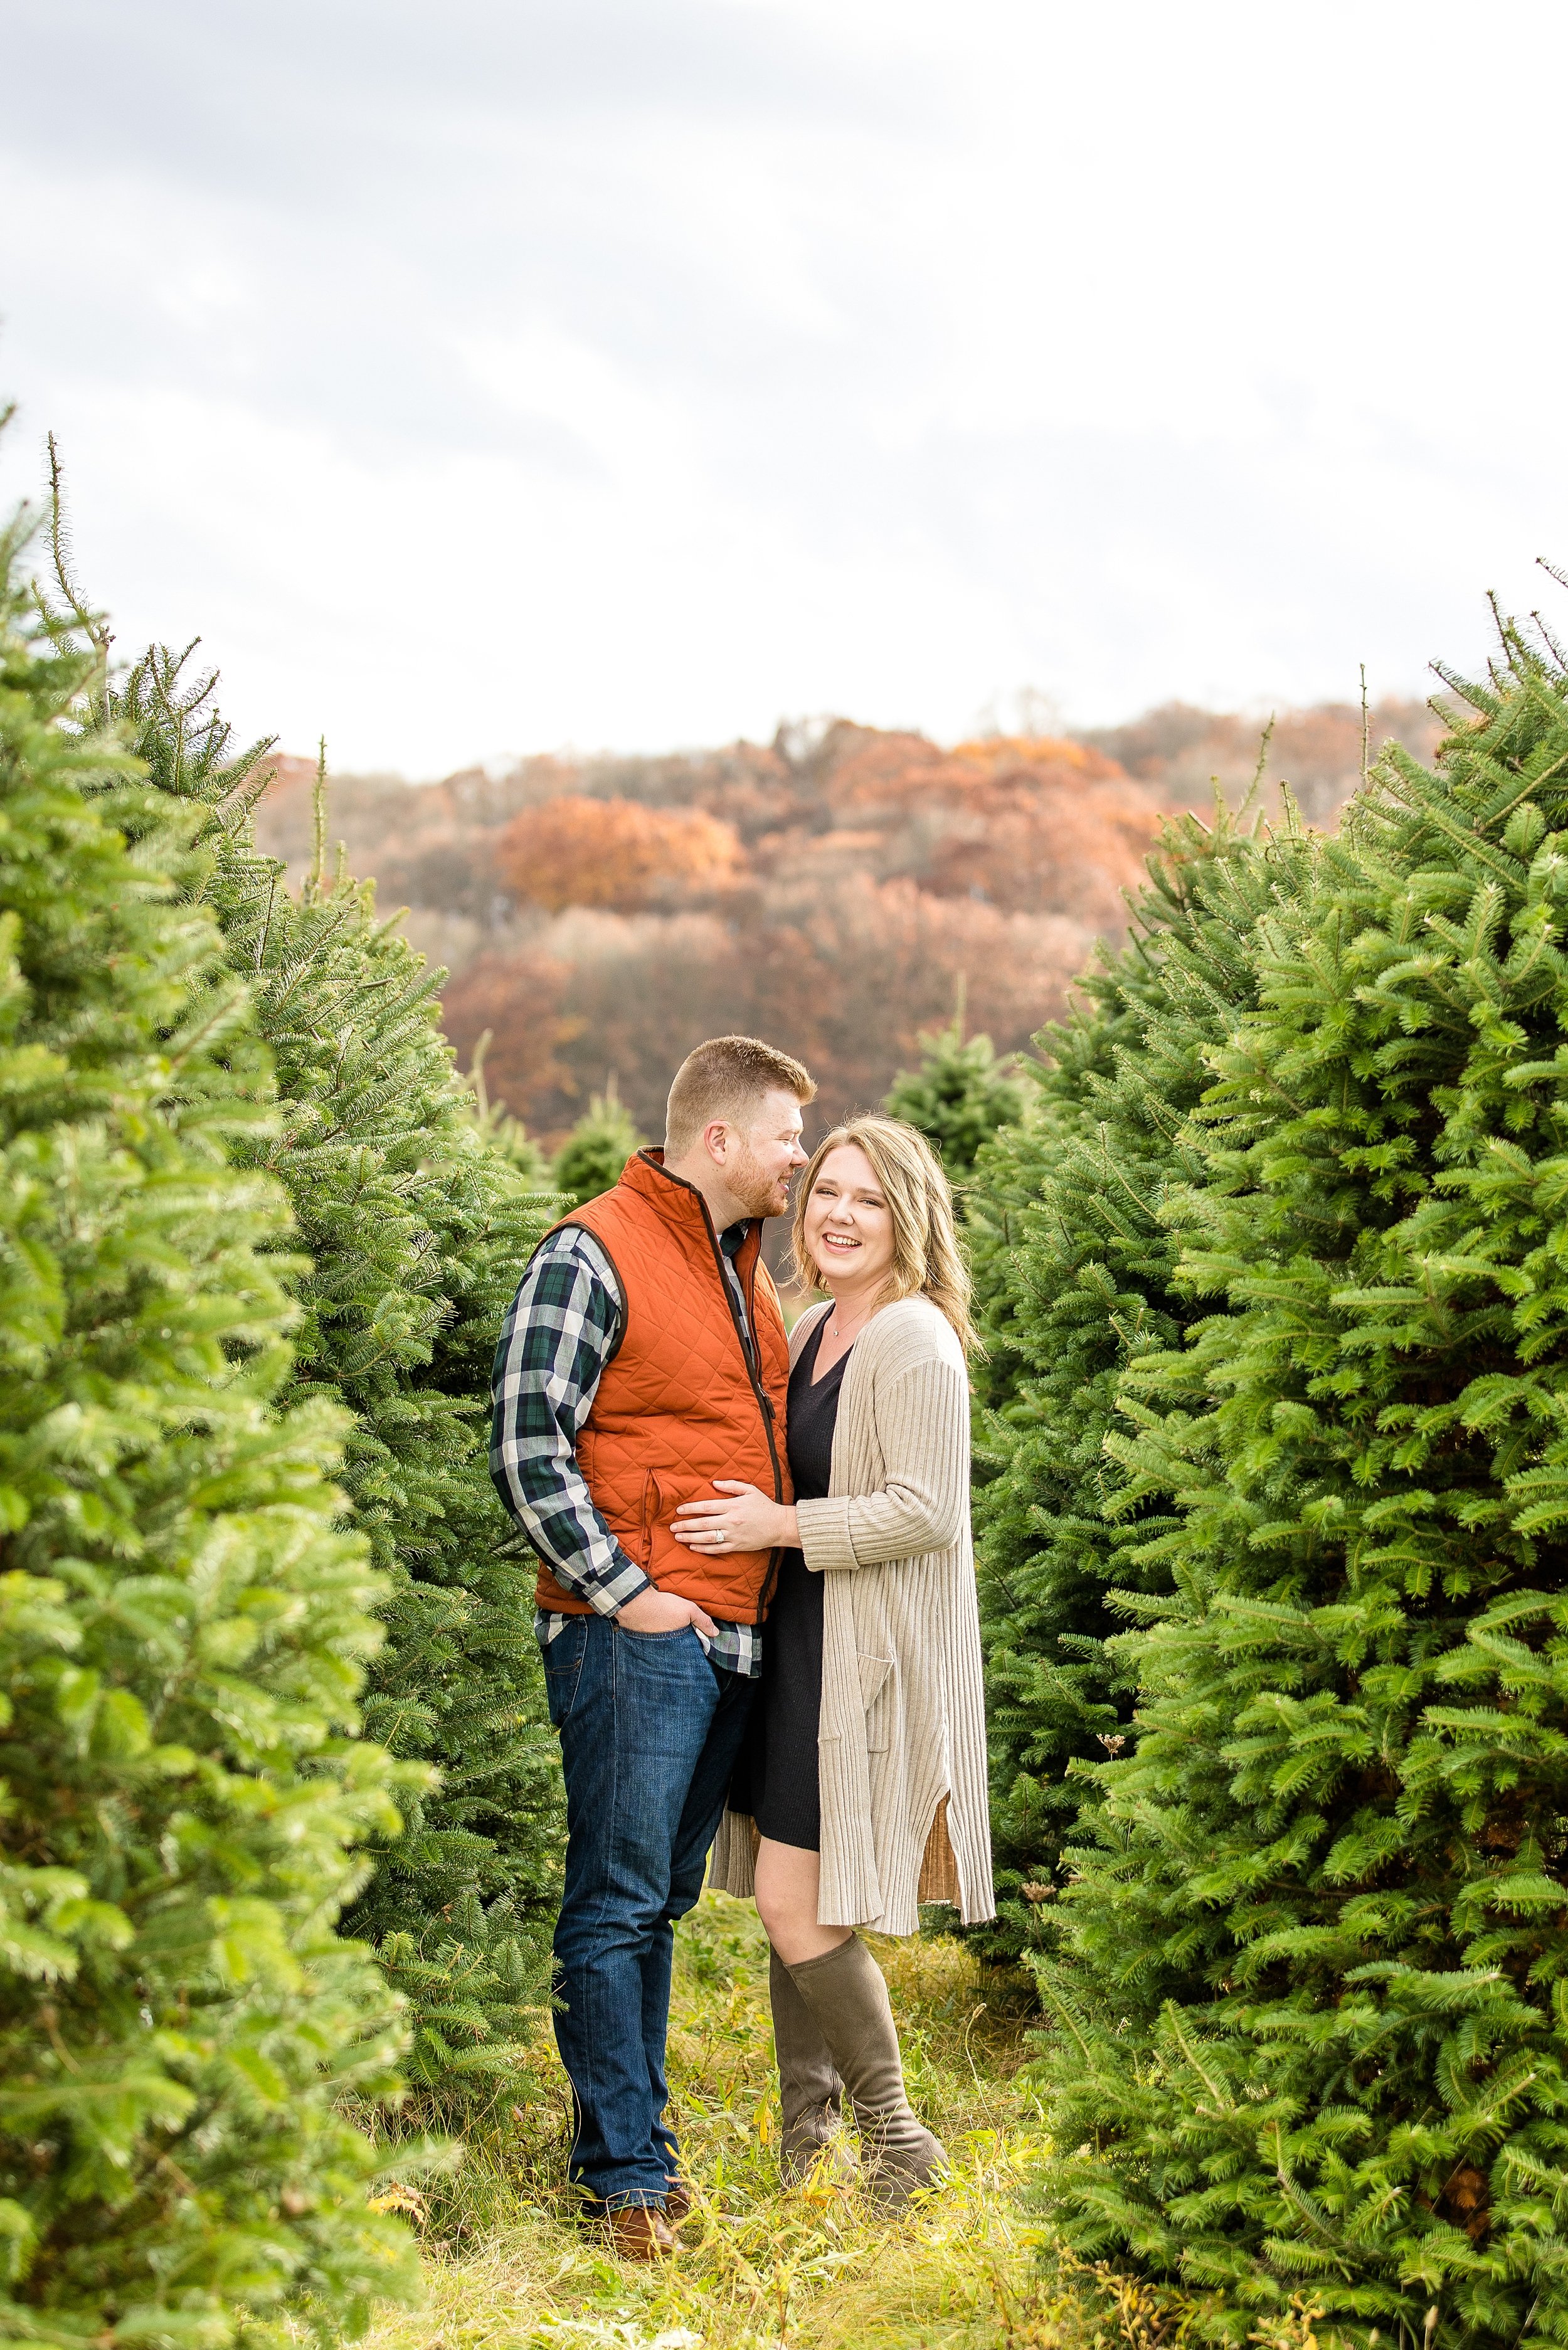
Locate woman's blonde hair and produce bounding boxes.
[789,1114,975,1354]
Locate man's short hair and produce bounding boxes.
[665,1035,816,1158]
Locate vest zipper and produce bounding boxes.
[732,1239,787,1617]
[696,1210,787,1614]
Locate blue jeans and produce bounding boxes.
[541,1613,756,2209]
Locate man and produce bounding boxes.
[490,1034,814,2258]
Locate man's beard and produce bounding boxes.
[728,1141,790,1220]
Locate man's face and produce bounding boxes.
[725,1089,809,1219]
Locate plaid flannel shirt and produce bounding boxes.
[489,1222,763,1676]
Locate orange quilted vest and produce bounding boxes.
[532,1148,793,1622]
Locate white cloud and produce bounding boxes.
[2,0,1563,770]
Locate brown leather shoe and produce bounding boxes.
[664,2179,692,2222]
[607,2203,676,2260]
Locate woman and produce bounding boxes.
[672,1115,994,2206]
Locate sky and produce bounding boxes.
[3,0,1565,776]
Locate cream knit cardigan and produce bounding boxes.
[709,1294,995,1937]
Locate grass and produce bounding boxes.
[364,1892,1175,2350]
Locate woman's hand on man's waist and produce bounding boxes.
[672,1481,800,1556]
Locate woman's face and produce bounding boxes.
[803,1143,896,1295]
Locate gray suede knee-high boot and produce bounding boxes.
[768,1949,854,2185]
[784,1935,946,2206]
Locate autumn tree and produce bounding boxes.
[440,941,575,1140]
[496,793,741,913]
[465,1029,553,1187]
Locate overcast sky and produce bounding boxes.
[3,0,1564,775]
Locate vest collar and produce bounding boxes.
[619,1147,763,1274]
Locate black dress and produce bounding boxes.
[746,1312,851,1852]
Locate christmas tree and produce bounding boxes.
[884,982,1026,1183]
[551,1076,645,1207]
[0,482,421,2342]
[967,801,1290,1957]
[1033,614,1568,2347]
[108,650,564,2109]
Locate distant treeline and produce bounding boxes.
[255,698,1441,1150]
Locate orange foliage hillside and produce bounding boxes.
[252,696,1444,1151]
[824,732,1163,926]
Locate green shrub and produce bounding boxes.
[1032,620,1568,2347]
[0,499,421,2345]
[109,655,564,2108]
[883,1005,1025,1183]
[551,1079,645,1208]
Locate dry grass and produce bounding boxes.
[362,1892,1162,2350]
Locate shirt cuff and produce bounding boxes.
[795,1495,859,1574]
[595,1565,654,1616]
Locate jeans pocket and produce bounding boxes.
[541,1616,590,1729]
[615,1622,714,1753]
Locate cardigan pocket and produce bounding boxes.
[857,1653,894,1750]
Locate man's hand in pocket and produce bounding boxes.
[615,1587,719,1639]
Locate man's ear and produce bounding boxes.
[702,1118,730,1165]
